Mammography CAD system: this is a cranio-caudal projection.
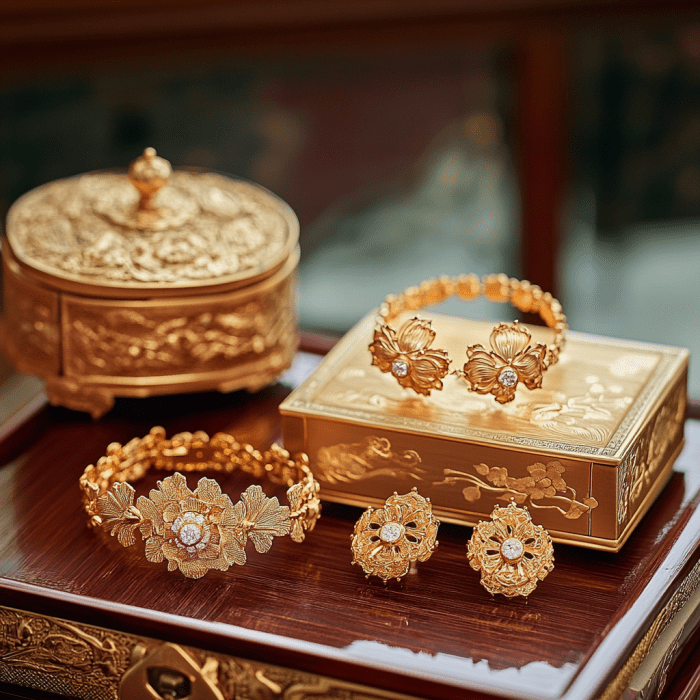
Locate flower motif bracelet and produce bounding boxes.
[80,426,321,579]
[369,274,567,403]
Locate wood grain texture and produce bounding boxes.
[0,355,699,700]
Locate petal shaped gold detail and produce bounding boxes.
[241,484,291,554]
[462,322,547,403]
[369,318,450,396]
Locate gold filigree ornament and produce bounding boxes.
[350,488,439,582]
[80,427,320,579]
[467,501,554,598]
[369,274,567,402]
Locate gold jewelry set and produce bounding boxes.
[350,490,554,597]
[80,274,563,597]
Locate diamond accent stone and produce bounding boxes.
[179,523,203,546]
[379,522,403,543]
[501,537,524,561]
[498,367,518,387]
[391,360,409,378]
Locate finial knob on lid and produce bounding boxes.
[128,147,172,210]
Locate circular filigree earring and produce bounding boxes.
[351,488,439,582]
[467,501,554,597]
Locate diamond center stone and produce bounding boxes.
[379,522,404,543]
[498,367,518,387]
[391,360,409,378]
[179,523,203,546]
[501,537,524,561]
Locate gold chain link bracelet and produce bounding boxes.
[369,274,567,403]
[80,427,321,579]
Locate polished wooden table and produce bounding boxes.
[1,352,700,699]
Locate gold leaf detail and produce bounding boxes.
[158,472,193,502]
[241,485,291,554]
[145,535,166,563]
[221,528,247,566]
[194,477,230,508]
[96,482,135,523]
[114,522,139,548]
[136,496,163,537]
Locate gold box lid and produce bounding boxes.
[5,148,299,298]
[281,311,689,465]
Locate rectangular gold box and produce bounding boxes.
[281,311,689,551]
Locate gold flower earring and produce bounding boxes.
[351,488,439,582]
[467,501,554,597]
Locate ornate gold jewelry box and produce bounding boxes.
[280,311,689,551]
[0,149,299,418]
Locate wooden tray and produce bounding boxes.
[1,351,700,700]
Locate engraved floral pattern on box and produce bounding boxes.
[617,377,686,525]
[436,460,598,520]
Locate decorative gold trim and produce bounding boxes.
[597,560,700,700]
[0,606,422,700]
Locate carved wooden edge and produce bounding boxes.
[0,605,422,700]
[596,559,700,700]
[688,397,700,421]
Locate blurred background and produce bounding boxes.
[0,1,699,405]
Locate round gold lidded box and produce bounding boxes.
[1,148,299,417]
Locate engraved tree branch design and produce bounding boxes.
[435,460,598,520]
[315,436,425,485]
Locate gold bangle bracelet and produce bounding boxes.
[369,274,567,403]
[80,426,321,579]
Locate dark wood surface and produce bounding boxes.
[1,354,700,700]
